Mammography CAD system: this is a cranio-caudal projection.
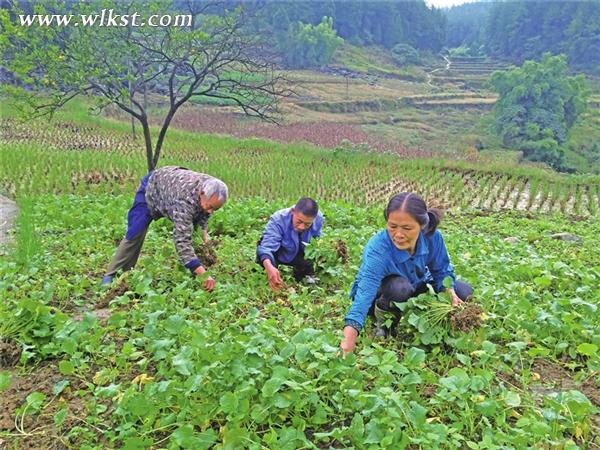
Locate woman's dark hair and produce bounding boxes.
[384,192,443,235]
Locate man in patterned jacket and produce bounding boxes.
[101,166,228,291]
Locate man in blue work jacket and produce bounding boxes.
[256,197,324,290]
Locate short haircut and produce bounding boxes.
[203,177,229,202]
[295,197,319,217]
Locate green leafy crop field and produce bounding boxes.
[0,103,599,449]
[1,195,599,449]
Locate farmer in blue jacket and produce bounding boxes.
[256,197,324,290]
[340,192,473,355]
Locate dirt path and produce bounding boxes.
[0,195,18,250]
[427,55,451,87]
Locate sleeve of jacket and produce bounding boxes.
[198,213,210,232]
[172,199,202,272]
[344,244,387,331]
[256,216,283,265]
[427,230,456,292]
[312,211,324,238]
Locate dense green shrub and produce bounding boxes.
[489,54,589,170]
[279,17,343,69]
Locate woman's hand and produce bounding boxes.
[340,326,358,357]
[447,288,462,307]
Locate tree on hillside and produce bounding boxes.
[445,2,492,51]
[489,53,589,170]
[391,44,420,66]
[279,16,343,69]
[251,1,446,52]
[0,0,290,171]
[484,1,599,73]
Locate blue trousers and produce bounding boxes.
[125,171,154,240]
[105,172,154,277]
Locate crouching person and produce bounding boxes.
[102,166,228,291]
[256,197,324,291]
[340,192,473,355]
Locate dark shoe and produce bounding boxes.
[373,304,399,338]
[100,276,113,287]
[374,325,389,338]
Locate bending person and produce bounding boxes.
[102,166,228,291]
[256,197,324,291]
[341,192,473,355]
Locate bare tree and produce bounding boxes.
[1,0,291,170]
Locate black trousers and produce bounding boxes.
[255,246,314,281]
[371,275,474,315]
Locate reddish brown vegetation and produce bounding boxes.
[167,111,432,158]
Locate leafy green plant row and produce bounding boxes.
[1,142,599,217]
[1,195,598,448]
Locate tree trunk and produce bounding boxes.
[140,119,154,171]
[152,106,178,169]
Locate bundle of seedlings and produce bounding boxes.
[397,287,485,345]
[419,297,484,332]
[194,239,221,267]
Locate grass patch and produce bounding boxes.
[13,197,38,266]
[332,43,427,81]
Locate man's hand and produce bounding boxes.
[262,259,283,291]
[266,266,283,291]
[340,326,358,357]
[448,288,462,307]
[204,276,216,291]
[194,265,216,292]
[202,229,209,245]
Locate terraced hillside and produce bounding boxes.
[430,56,511,90]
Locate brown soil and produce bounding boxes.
[532,358,570,384]
[73,307,112,325]
[496,370,524,390]
[71,280,130,323]
[0,339,21,368]
[335,239,349,263]
[0,363,92,449]
[195,239,220,267]
[531,358,600,407]
[449,303,484,332]
[422,384,437,398]
[581,377,600,407]
[99,279,130,307]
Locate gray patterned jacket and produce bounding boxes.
[145,166,212,271]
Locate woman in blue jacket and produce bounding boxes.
[340,192,473,355]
